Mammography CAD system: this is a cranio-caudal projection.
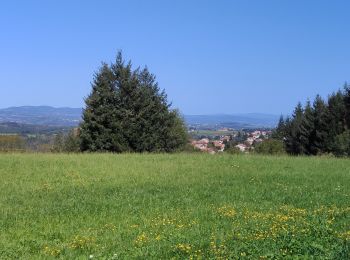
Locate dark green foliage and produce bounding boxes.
[272,115,286,140]
[161,109,188,152]
[225,146,242,154]
[223,141,237,151]
[80,52,188,153]
[80,63,127,152]
[343,82,350,129]
[254,139,285,155]
[310,95,329,154]
[299,100,314,155]
[333,130,350,156]
[285,103,304,155]
[279,83,350,156]
[327,90,346,151]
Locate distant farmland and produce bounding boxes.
[0,154,349,258]
[190,129,235,136]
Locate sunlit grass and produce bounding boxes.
[0,153,349,258]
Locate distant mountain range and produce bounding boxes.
[0,106,279,129]
[0,106,82,126]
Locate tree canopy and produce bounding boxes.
[79,52,187,153]
[274,83,350,156]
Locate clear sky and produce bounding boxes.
[1,0,349,115]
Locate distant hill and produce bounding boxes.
[0,106,279,130]
[0,122,73,135]
[0,106,82,126]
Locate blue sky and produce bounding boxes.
[1,0,349,115]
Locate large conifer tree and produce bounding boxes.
[80,52,187,153]
[327,90,346,151]
[299,100,314,155]
[80,63,128,152]
[285,102,304,154]
[310,95,329,154]
[272,115,286,140]
[343,82,350,128]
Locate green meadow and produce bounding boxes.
[0,154,349,259]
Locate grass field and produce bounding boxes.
[0,154,349,259]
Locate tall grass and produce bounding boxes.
[0,154,349,258]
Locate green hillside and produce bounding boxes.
[0,154,349,259]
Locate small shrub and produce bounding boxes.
[225,147,242,154]
[254,139,285,155]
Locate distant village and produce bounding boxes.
[189,128,272,154]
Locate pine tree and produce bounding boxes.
[343,82,350,129]
[133,67,177,152]
[111,52,141,151]
[162,109,188,152]
[327,90,346,152]
[284,85,350,157]
[333,130,350,156]
[272,115,286,140]
[299,100,314,155]
[80,63,128,152]
[80,51,187,153]
[310,95,329,154]
[285,102,304,155]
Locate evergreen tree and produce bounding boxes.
[80,63,128,152]
[327,90,346,152]
[299,100,314,155]
[80,52,187,153]
[333,130,350,156]
[283,86,350,157]
[343,82,350,129]
[111,53,141,151]
[272,115,286,140]
[161,109,188,152]
[310,95,329,154]
[285,102,304,155]
[133,67,187,152]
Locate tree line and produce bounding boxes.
[273,83,350,156]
